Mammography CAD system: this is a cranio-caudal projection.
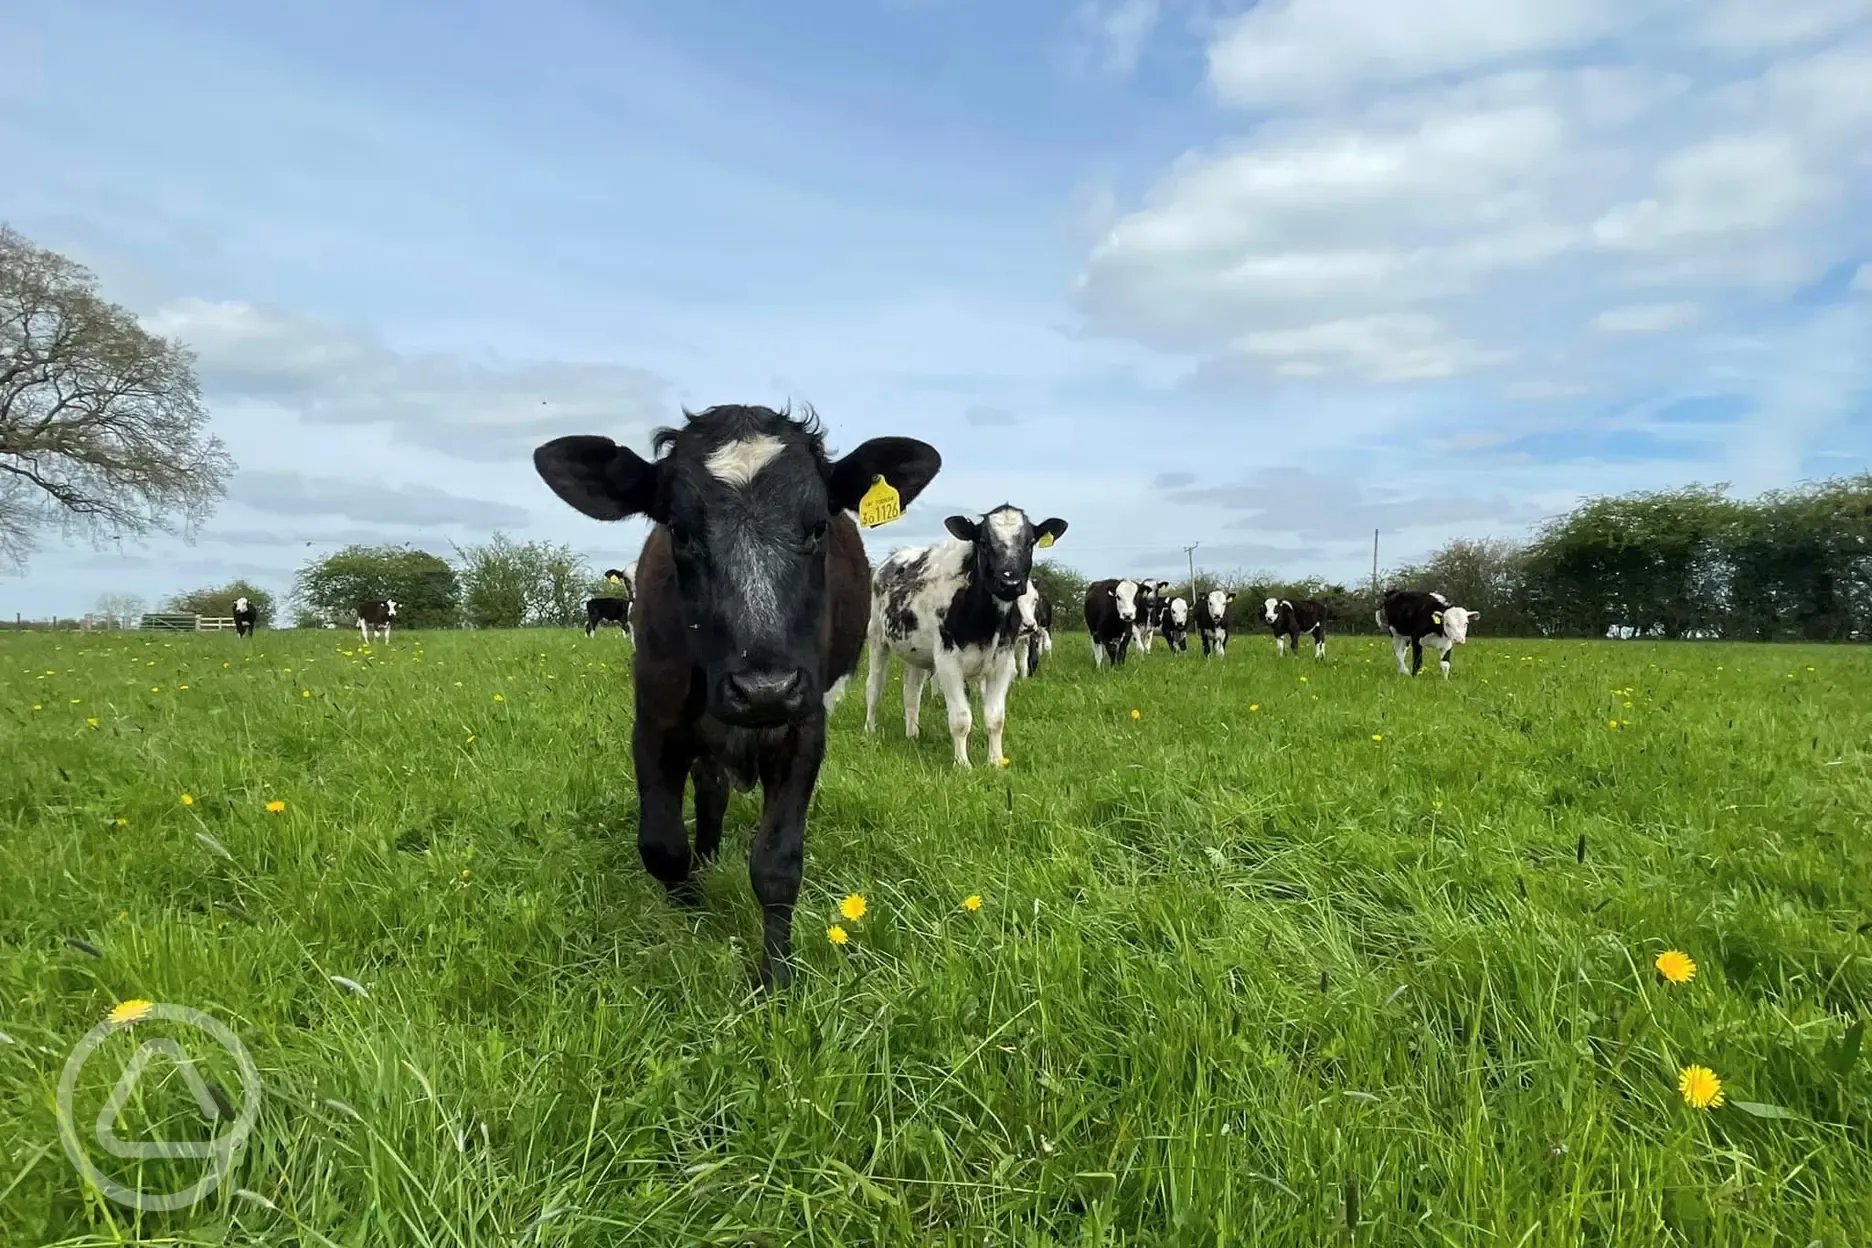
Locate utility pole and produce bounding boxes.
[1371,529,1380,597]
[1184,542,1199,595]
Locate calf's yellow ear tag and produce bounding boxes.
[1432,611,1443,625]
[858,476,902,528]
[1036,532,1056,549]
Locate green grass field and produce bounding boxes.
[4,626,1871,1245]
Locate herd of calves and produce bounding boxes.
[535,404,1488,988]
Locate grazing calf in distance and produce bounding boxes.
[585,594,632,638]
[1084,578,1140,668]
[1016,582,1053,679]
[535,403,941,989]
[1161,595,1191,653]
[1132,579,1169,652]
[1197,589,1234,658]
[1265,597,1328,659]
[357,600,397,644]
[1377,589,1480,679]
[867,505,1068,766]
[232,596,257,638]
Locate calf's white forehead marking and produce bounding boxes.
[985,508,1029,547]
[1206,590,1228,616]
[704,434,787,487]
[1113,579,1138,618]
[1264,597,1279,621]
[1170,598,1188,624]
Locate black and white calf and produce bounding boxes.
[534,403,941,989]
[1197,589,1235,657]
[1161,595,1191,653]
[1265,597,1328,659]
[357,600,397,644]
[1377,590,1480,679]
[232,596,257,638]
[1083,578,1140,668]
[867,505,1068,767]
[585,594,631,638]
[1016,582,1053,679]
[1132,579,1170,652]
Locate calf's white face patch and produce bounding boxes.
[386,600,399,616]
[1205,590,1229,621]
[1263,596,1280,623]
[1113,579,1139,622]
[1440,605,1476,643]
[703,434,786,487]
[235,597,249,611]
[1169,597,1188,625]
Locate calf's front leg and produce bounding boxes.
[750,719,826,992]
[933,655,973,767]
[981,655,1016,766]
[632,717,697,905]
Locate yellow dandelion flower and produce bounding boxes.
[150,686,161,693]
[31,704,41,712]
[1130,709,1141,720]
[86,717,99,728]
[1678,1065,1724,1110]
[1655,949,1696,984]
[178,684,189,690]
[1300,675,1309,683]
[265,799,287,814]
[301,689,311,698]
[1608,719,1620,730]
[1372,733,1384,742]
[107,999,154,1026]
[493,693,506,703]
[840,893,868,922]
[1249,703,1261,712]
[70,697,80,704]
[460,869,471,880]
[827,924,849,946]
[997,756,1011,767]
[115,817,129,827]
[962,894,983,912]
[179,793,194,806]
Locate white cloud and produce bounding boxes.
[1590,302,1702,334]
[1232,313,1510,381]
[1092,0,1160,74]
[141,298,670,462]
[1693,0,1872,50]
[1852,263,1872,293]
[1206,0,1625,107]
[1077,17,1872,403]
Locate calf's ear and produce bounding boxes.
[534,436,661,522]
[828,437,943,513]
[944,516,980,542]
[1034,517,1068,546]
[1467,611,1482,622]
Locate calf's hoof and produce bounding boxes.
[665,877,704,909]
[758,954,794,994]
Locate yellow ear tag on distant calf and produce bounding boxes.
[1432,612,1444,625]
[858,477,902,528]
[1036,533,1056,549]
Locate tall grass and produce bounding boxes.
[3,629,1870,1244]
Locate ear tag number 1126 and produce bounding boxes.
[858,477,902,528]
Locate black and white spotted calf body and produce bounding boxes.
[357,600,397,644]
[1083,578,1140,668]
[585,594,632,638]
[233,596,257,638]
[866,505,1068,767]
[1196,590,1235,657]
[1132,579,1170,652]
[1377,589,1480,679]
[534,403,942,989]
[1160,596,1191,653]
[1265,597,1328,659]
[1016,582,1053,679]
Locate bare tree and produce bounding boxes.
[93,592,146,629]
[0,225,234,568]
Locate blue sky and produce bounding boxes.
[4,0,1869,618]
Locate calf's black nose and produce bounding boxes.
[720,668,808,724]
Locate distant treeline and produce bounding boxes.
[1034,474,1872,642]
